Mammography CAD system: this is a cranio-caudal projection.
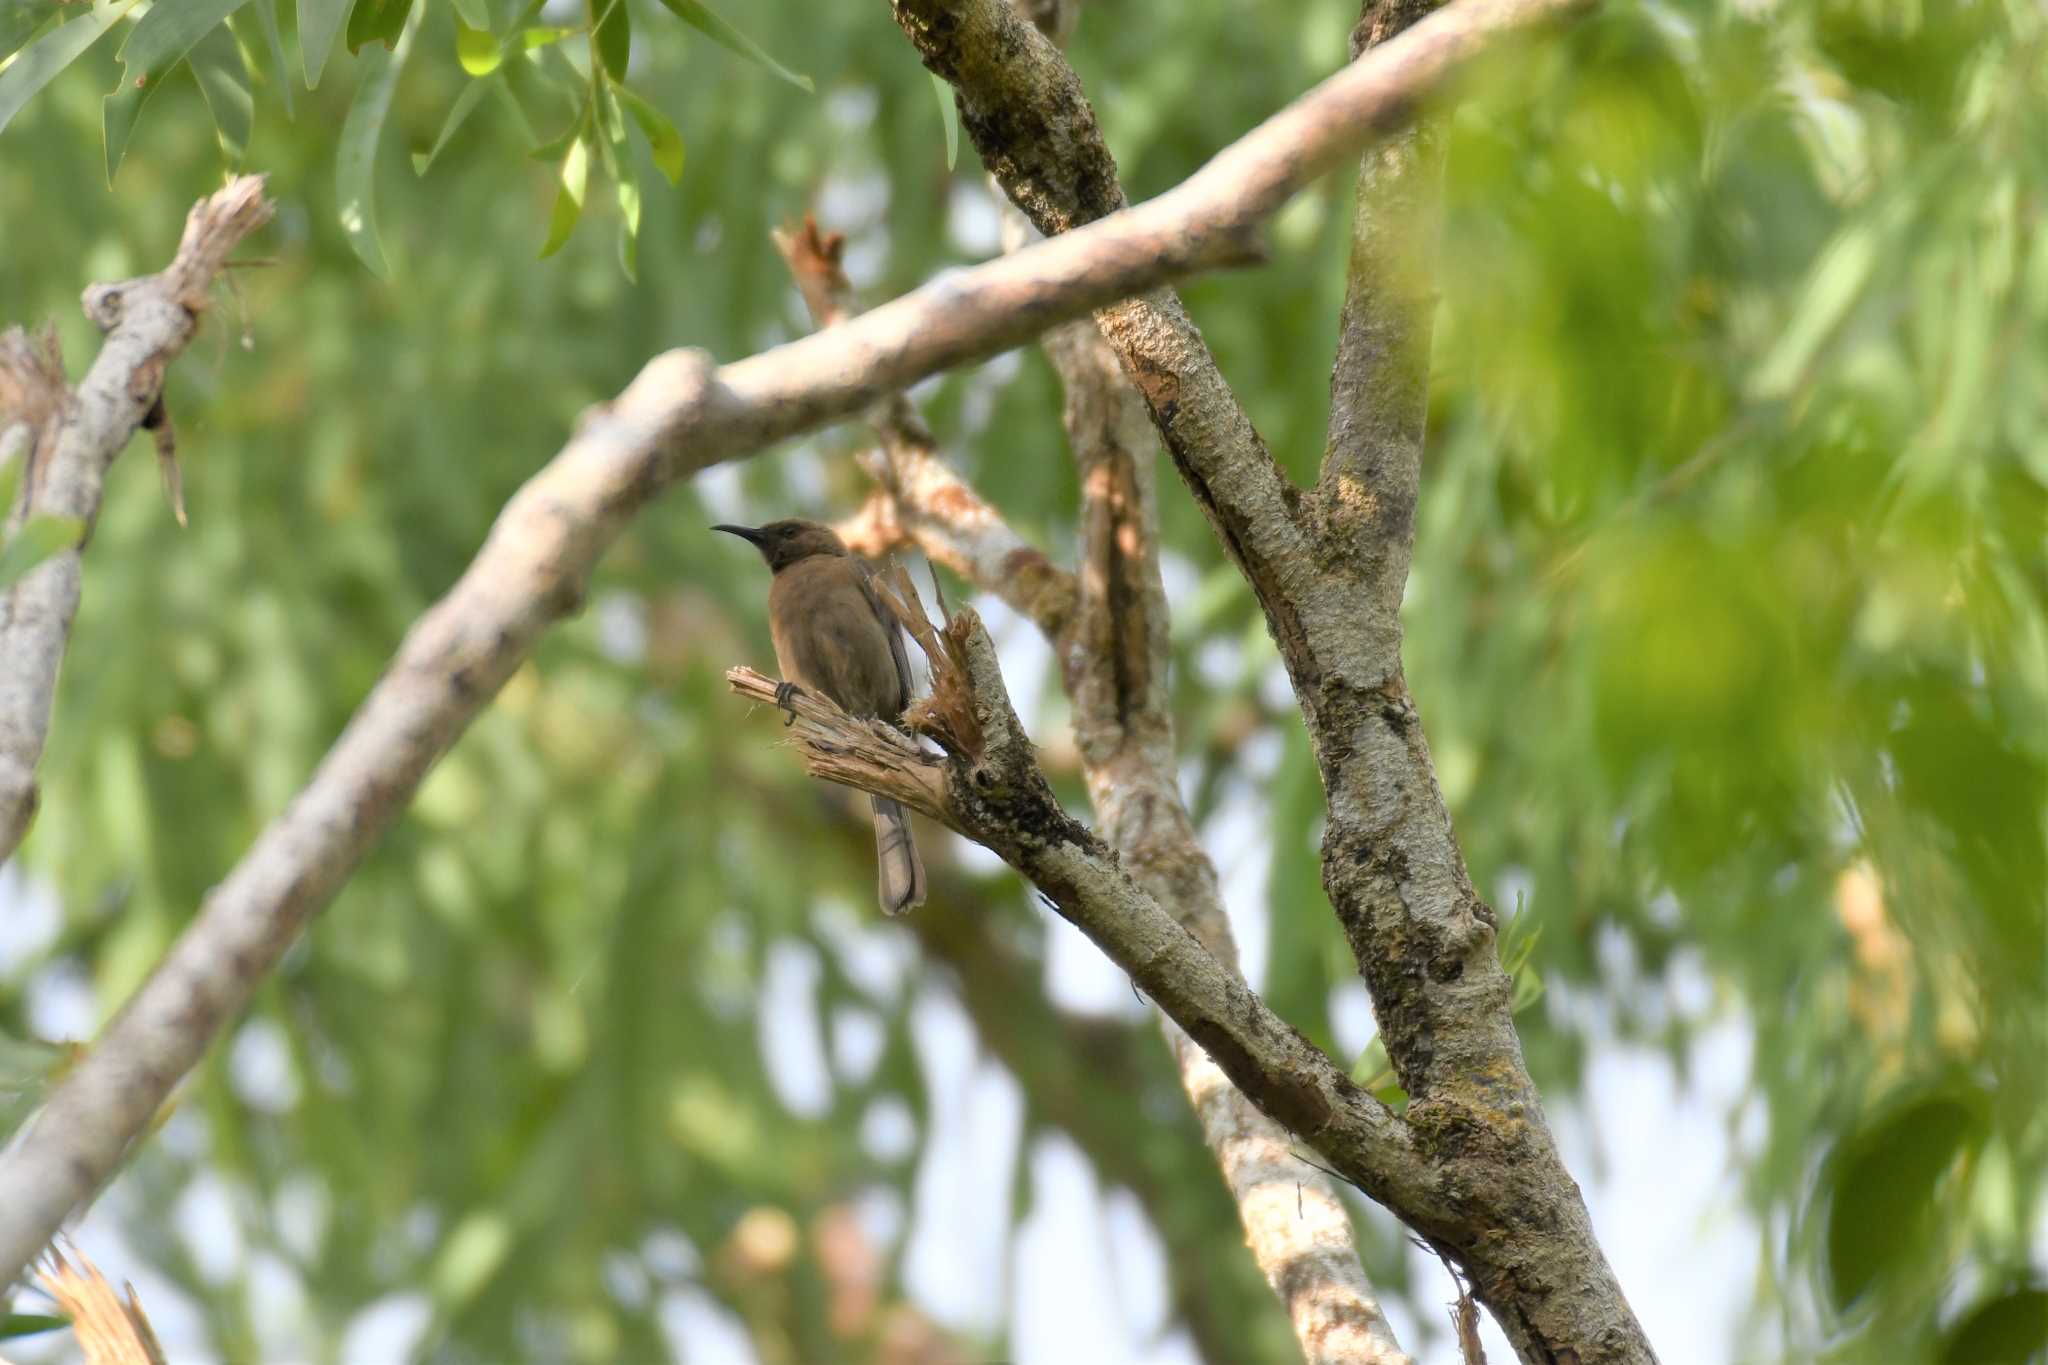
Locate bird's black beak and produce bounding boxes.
[711,523,766,546]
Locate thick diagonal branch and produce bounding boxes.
[0,0,1581,1288]
[0,177,272,860]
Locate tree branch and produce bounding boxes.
[0,0,1585,1288]
[897,2,1656,1361]
[722,629,1434,1218]
[1318,0,1448,626]
[772,218,1077,639]
[781,203,1408,1360]
[0,177,273,860]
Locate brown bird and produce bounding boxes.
[715,518,927,915]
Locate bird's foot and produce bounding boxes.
[774,681,805,726]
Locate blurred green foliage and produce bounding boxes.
[0,0,2043,1360]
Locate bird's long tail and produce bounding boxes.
[871,796,926,916]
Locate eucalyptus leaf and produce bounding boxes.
[455,17,499,76]
[242,0,292,118]
[296,0,347,87]
[590,0,626,82]
[189,21,253,165]
[413,73,494,175]
[346,0,408,54]
[0,0,140,139]
[651,0,810,93]
[614,84,681,185]
[335,0,421,277]
[539,135,588,258]
[615,141,640,281]
[931,71,957,171]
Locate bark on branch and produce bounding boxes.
[901,1,1655,1361]
[721,621,1434,1218]
[0,0,1581,1288]
[0,176,273,860]
[778,210,1408,1362]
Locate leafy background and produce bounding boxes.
[0,0,2043,1360]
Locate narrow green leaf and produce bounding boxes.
[539,135,588,258]
[1939,1286,2048,1365]
[188,22,252,165]
[0,1314,68,1340]
[455,16,499,75]
[526,101,586,162]
[335,0,420,277]
[0,516,85,589]
[1,0,64,55]
[613,84,680,184]
[930,71,956,171]
[297,0,348,87]
[114,0,248,84]
[595,78,623,147]
[1825,1086,1988,1309]
[517,24,574,50]
[615,133,641,281]
[651,0,810,92]
[346,0,406,53]
[589,0,626,82]
[0,0,139,139]
[413,72,493,175]
[243,0,293,118]
[450,0,488,31]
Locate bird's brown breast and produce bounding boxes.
[767,555,907,719]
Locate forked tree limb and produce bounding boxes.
[778,204,1409,1362]
[0,0,1588,1289]
[900,1,1654,1360]
[724,640,1433,1216]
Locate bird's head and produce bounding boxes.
[711,518,850,573]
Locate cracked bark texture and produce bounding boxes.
[788,198,1407,1358]
[895,1,1653,1361]
[0,0,1603,1314]
[0,178,272,861]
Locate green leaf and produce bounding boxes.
[589,0,626,82]
[450,0,488,31]
[517,25,575,50]
[0,0,140,139]
[1,0,63,55]
[539,135,589,258]
[335,0,420,277]
[651,0,810,92]
[114,0,248,87]
[1824,1085,1988,1310]
[105,0,241,183]
[346,0,407,53]
[455,16,499,75]
[243,0,292,118]
[296,0,347,87]
[930,71,957,171]
[0,516,85,589]
[413,73,493,174]
[189,22,253,165]
[1939,1285,2048,1365]
[614,84,681,185]
[0,1314,68,1340]
[1510,962,1544,1014]
[526,101,586,162]
[615,139,641,281]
